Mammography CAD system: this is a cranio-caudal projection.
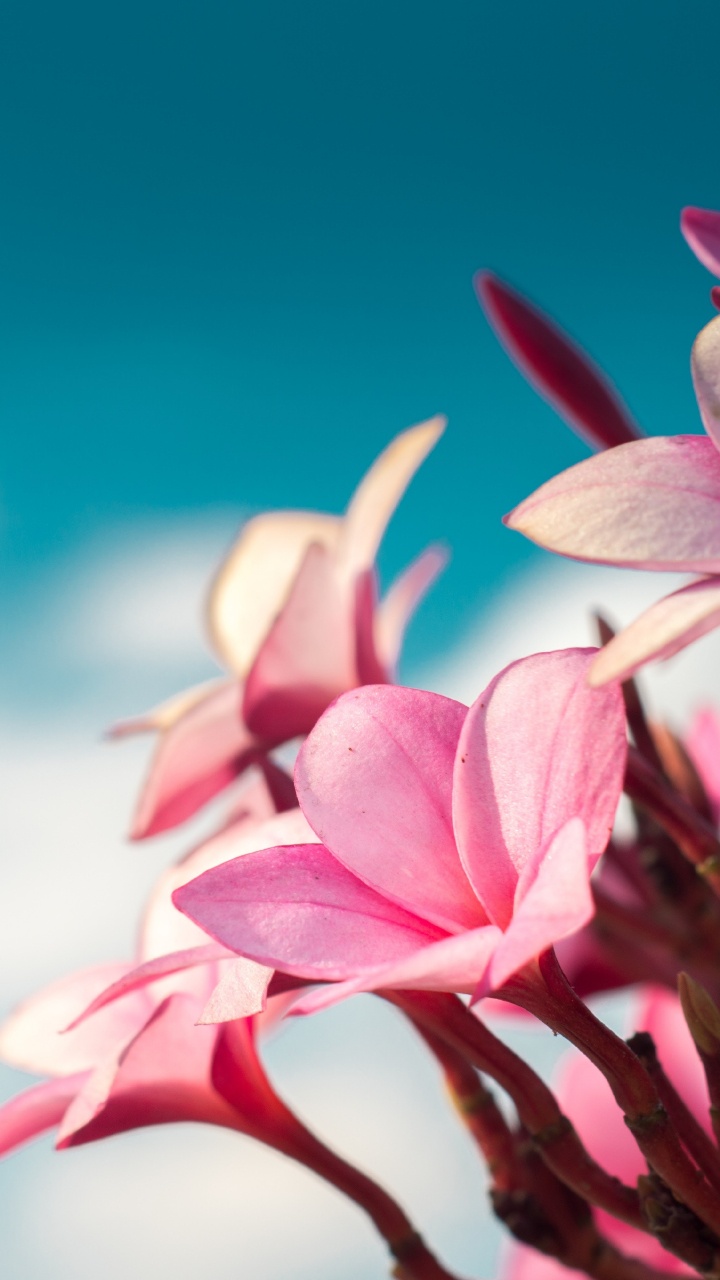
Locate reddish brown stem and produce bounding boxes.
[215,1026,465,1280]
[503,953,720,1237]
[384,990,643,1229]
[628,1031,720,1194]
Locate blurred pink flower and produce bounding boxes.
[502,987,708,1277]
[0,778,312,1154]
[475,272,642,451]
[173,649,626,1017]
[114,417,447,838]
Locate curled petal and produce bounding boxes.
[454,650,625,929]
[474,819,593,998]
[172,842,446,980]
[107,678,225,738]
[589,578,720,687]
[296,685,482,932]
[337,417,445,576]
[0,1073,89,1156]
[141,802,316,960]
[692,315,720,452]
[56,995,237,1148]
[289,925,504,1017]
[199,959,275,1024]
[130,679,268,839]
[682,206,720,279]
[375,545,449,678]
[507,437,720,572]
[475,272,641,450]
[242,542,356,741]
[0,964,150,1077]
[64,945,234,1031]
[207,510,340,675]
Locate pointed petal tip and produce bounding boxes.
[682,206,720,278]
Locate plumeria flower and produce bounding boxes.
[115,417,447,838]
[502,987,709,1278]
[504,312,720,686]
[172,649,626,1020]
[0,776,313,1154]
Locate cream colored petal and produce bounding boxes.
[107,678,226,737]
[692,314,720,453]
[337,416,446,576]
[207,510,341,674]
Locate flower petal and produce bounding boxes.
[0,964,151,1077]
[64,945,234,1032]
[507,437,720,572]
[475,272,642,450]
[374,545,449,678]
[0,1073,89,1156]
[141,801,316,960]
[172,842,446,979]
[589,577,720,686]
[56,995,237,1147]
[454,650,625,928]
[474,818,593,998]
[337,417,445,576]
[290,925,504,1017]
[682,206,720,278]
[686,708,720,824]
[130,679,267,839]
[296,685,482,931]
[242,542,357,741]
[207,510,341,675]
[198,959,275,1024]
[692,314,720,453]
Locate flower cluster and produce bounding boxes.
[4,209,720,1279]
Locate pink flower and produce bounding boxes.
[173,649,626,1018]
[681,206,720,282]
[115,418,447,838]
[502,987,708,1277]
[504,311,720,685]
[475,273,642,452]
[0,778,313,1154]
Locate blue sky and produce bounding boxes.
[3,3,720,1277]
[2,0,720,685]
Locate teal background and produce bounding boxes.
[2,0,720,698]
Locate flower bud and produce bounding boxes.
[678,972,720,1057]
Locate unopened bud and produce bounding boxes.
[679,973,720,1056]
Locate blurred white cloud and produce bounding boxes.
[424,556,720,728]
[3,522,717,1279]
